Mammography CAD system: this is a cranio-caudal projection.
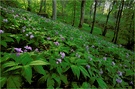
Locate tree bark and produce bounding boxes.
[52,0,57,20]
[90,0,97,34]
[78,0,86,28]
[102,1,115,36]
[27,0,31,11]
[112,0,124,43]
[39,0,43,13]
[72,0,76,26]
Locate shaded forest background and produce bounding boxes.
[1,0,135,51]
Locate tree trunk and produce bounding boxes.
[27,0,31,11]
[89,3,93,27]
[90,0,97,34]
[102,1,115,36]
[39,0,43,13]
[72,0,76,26]
[112,0,124,43]
[78,0,86,28]
[52,0,57,20]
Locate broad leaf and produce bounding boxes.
[34,65,46,75]
[22,65,32,84]
[97,77,107,88]
[29,60,50,66]
[79,66,90,78]
[7,75,22,88]
[71,65,80,79]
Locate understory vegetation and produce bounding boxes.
[0,4,135,88]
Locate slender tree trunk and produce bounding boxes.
[89,3,93,27]
[112,0,124,44]
[39,0,43,13]
[72,0,76,26]
[90,0,97,34]
[52,0,57,20]
[102,1,115,36]
[27,0,31,11]
[78,0,86,28]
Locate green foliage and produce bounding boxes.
[0,4,134,88]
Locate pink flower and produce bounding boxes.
[54,41,59,46]
[0,30,4,34]
[56,59,62,64]
[14,48,23,53]
[30,34,34,39]
[47,37,51,40]
[60,52,65,59]
[24,45,32,51]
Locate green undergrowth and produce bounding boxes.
[0,5,135,88]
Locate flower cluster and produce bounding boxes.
[0,30,4,34]
[60,52,65,59]
[56,59,62,64]
[3,19,8,23]
[116,79,122,83]
[117,71,122,76]
[54,41,59,46]
[14,48,23,56]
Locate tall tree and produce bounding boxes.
[102,0,115,36]
[112,0,124,43]
[52,0,57,20]
[27,0,31,11]
[72,0,76,26]
[90,0,98,34]
[39,0,43,13]
[78,0,86,28]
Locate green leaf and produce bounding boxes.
[60,75,68,84]
[1,41,7,47]
[34,65,46,75]
[71,65,80,79]
[22,65,32,84]
[81,82,90,88]
[47,77,54,87]
[57,67,62,75]
[125,69,134,76]
[4,66,22,73]
[79,66,90,78]
[7,75,22,88]
[29,60,50,66]
[19,53,33,65]
[2,61,17,69]
[0,77,7,87]
[75,59,87,65]
[96,77,107,88]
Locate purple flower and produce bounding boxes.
[130,81,133,85]
[22,30,25,33]
[24,49,27,52]
[117,71,122,76]
[116,79,122,83]
[54,41,59,46]
[3,19,8,22]
[22,26,26,29]
[35,48,39,52]
[24,45,32,51]
[30,34,34,39]
[47,37,51,40]
[60,52,65,59]
[103,57,107,61]
[0,30,4,34]
[14,48,23,53]
[86,65,90,69]
[112,61,115,66]
[56,59,62,64]
[26,34,29,36]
